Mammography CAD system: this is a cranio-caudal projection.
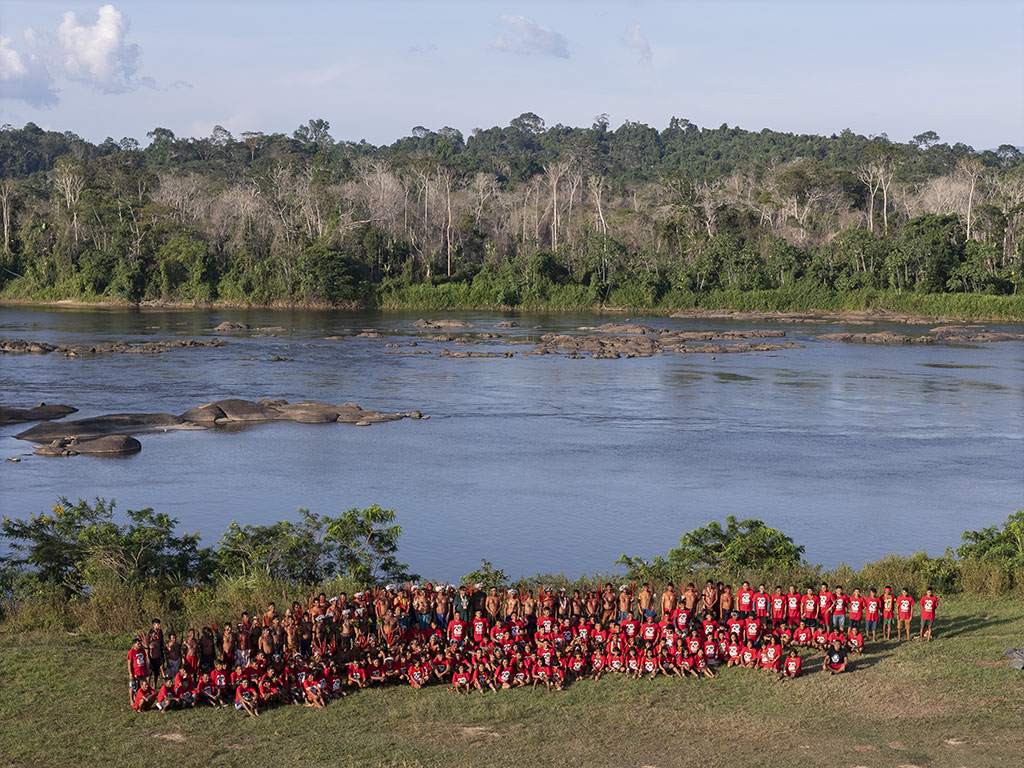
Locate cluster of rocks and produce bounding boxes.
[438,349,515,359]
[409,318,474,329]
[0,338,226,356]
[12,398,425,457]
[820,326,1024,345]
[524,327,801,359]
[0,403,77,427]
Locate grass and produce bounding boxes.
[2,596,1023,767]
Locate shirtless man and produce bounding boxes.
[435,586,452,627]
[285,617,302,655]
[638,584,655,621]
[522,590,538,632]
[661,585,678,619]
[485,589,501,625]
[682,583,698,613]
[198,626,217,673]
[262,602,278,627]
[618,585,632,622]
[147,619,164,685]
[718,585,734,622]
[702,581,719,614]
[601,585,617,626]
[164,632,182,680]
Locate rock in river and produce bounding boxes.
[0,403,78,426]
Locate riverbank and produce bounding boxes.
[1,596,1021,768]
[3,287,1024,323]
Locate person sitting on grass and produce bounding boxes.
[778,649,802,681]
[823,640,848,675]
[235,678,260,717]
[132,678,157,712]
[154,675,179,712]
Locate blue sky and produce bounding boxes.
[1,1,1022,148]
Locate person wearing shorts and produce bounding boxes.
[823,641,847,675]
[918,587,938,641]
[896,588,915,642]
[881,586,896,640]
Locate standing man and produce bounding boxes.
[896,588,915,642]
[881,586,896,641]
[146,619,164,687]
[919,587,939,641]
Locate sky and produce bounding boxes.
[1,0,1022,149]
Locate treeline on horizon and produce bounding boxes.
[1,498,1023,636]
[0,115,1022,314]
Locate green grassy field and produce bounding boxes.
[2,596,1023,768]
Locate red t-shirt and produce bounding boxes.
[448,621,467,641]
[753,593,769,617]
[801,596,817,618]
[848,597,863,620]
[817,591,835,615]
[832,595,847,615]
[881,593,896,618]
[920,595,938,620]
[737,589,753,612]
[770,595,786,620]
[784,655,802,676]
[786,593,801,616]
[896,596,915,619]
[865,597,881,621]
[128,648,148,677]
[133,688,154,711]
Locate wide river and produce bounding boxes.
[2,306,1022,582]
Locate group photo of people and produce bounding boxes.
[127,580,940,715]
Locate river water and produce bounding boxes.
[1,305,1022,581]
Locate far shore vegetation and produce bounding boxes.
[1,118,1023,319]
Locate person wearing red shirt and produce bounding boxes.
[736,582,754,618]
[619,612,640,641]
[726,613,744,639]
[450,663,472,693]
[896,588,915,642]
[126,637,149,707]
[234,678,260,716]
[470,611,490,647]
[743,616,762,647]
[847,588,864,631]
[881,586,896,640]
[793,621,812,647]
[589,650,607,681]
[753,585,770,621]
[447,617,468,647]
[154,677,179,712]
[779,649,802,680]
[639,619,660,644]
[811,625,828,650]
[919,587,939,641]
[785,585,801,626]
[801,589,818,626]
[770,587,786,629]
[847,627,864,654]
[132,679,157,712]
[817,583,835,630]
[671,607,691,635]
[829,586,847,630]
[740,644,758,668]
[726,635,743,667]
[864,588,881,641]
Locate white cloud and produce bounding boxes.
[492,15,569,59]
[57,4,140,93]
[625,24,652,66]
[0,33,59,107]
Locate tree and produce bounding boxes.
[323,505,416,584]
[241,131,264,161]
[958,510,1024,575]
[617,516,805,582]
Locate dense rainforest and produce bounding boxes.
[0,115,1022,312]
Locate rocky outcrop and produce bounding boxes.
[409,318,474,329]
[820,332,934,345]
[34,435,142,457]
[0,339,226,356]
[14,398,416,456]
[16,413,189,442]
[212,321,250,331]
[0,403,78,426]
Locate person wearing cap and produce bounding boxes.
[470,583,487,617]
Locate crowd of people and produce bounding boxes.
[127,580,940,715]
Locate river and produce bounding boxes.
[1,305,1022,581]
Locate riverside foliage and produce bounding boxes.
[1,498,1022,634]
[0,117,1022,311]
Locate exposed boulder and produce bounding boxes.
[208,398,283,422]
[409,318,474,329]
[0,403,78,427]
[33,434,141,457]
[16,413,187,442]
[180,403,226,423]
[212,321,250,332]
[819,332,935,345]
[1,338,225,356]
[496,320,520,328]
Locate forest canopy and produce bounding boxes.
[0,115,1021,308]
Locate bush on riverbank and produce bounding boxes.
[2,500,1023,634]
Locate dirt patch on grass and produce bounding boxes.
[153,733,186,743]
[460,726,500,741]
